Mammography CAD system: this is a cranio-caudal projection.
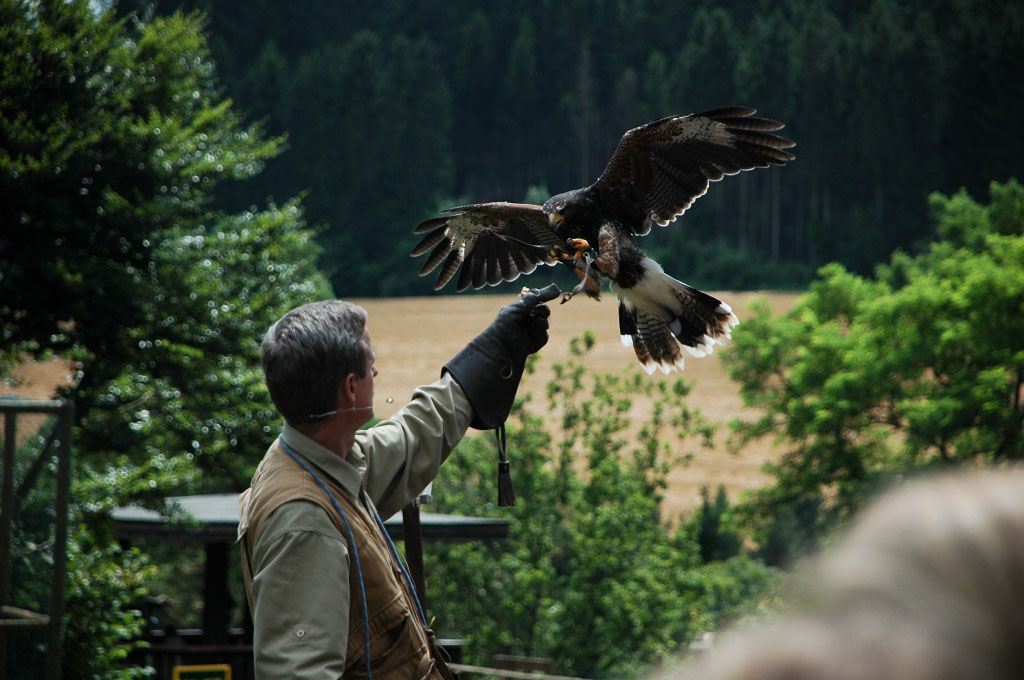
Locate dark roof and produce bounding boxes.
[112,493,509,543]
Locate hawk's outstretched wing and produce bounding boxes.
[589,107,795,235]
[412,202,560,291]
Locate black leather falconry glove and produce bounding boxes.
[444,283,560,430]
[444,284,559,506]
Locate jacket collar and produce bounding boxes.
[281,421,366,500]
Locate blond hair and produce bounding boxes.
[674,468,1024,680]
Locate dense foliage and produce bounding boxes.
[722,179,1024,564]
[427,337,779,678]
[5,0,1021,676]
[0,1,330,496]
[126,0,1024,295]
[1,1,328,675]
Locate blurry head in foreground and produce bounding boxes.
[675,468,1024,680]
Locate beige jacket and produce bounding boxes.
[238,374,473,678]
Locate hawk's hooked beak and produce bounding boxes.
[548,212,564,228]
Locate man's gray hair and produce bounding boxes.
[260,300,370,425]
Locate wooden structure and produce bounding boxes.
[112,493,509,679]
[0,398,73,679]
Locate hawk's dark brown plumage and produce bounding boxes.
[413,107,795,374]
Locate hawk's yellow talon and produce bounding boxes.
[550,245,576,264]
[568,238,591,263]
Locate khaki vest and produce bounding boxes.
[239,441,455,679]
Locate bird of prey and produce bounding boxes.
[411,107,795,374]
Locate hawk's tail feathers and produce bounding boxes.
[616,259,739,375]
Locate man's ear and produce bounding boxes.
[340,373,359,405]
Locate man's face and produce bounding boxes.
[354,327,378,422]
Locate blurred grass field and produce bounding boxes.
[357,291,800,519]
[2,291,800,519]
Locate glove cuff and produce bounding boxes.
[443,340,526,430]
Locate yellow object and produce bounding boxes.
[172,664,231,680]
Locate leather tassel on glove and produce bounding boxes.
[443,284,560,506]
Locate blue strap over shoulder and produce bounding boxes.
[278,435,428,679]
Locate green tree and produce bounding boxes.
[670,7,740,113]
[76,201,328,500]
[1,2,329,675]
[641,51,672,122]
[427,336,779,678]
[124,0,1024,294]
[0,1,329,496]
[449,10,500,197]
[217,38,291,211]
[282,30,453,296]
[722,179,1024,560]
[496,16,541,193]
[689,485,742,564]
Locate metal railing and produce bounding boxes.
[0,399,73,680]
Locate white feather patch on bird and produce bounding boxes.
[672,117,735,146]
[614,257,739,373]
[657,356,686,374]
[717,302,741,327]
[612,258,682,321]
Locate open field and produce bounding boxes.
[357,291,800,519]
[1,291,801,518]
[1,358,77,446]
[1,358,75,401]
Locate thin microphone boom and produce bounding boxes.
[307,405,374,420]
[307,396,394,420]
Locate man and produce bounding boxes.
[238,285,559,678]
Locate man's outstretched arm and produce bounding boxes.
[359,284,559,517]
